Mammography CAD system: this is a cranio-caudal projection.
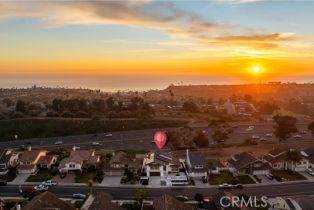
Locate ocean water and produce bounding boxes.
[0,74,242,92]
[0,74,313,92]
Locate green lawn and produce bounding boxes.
[75,171,96,183]
[209,171,237,185]
[236,175,256,184]
[209,172,256,185]
[272,170,307,182]
[26,170,52,182]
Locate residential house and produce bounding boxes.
[22,191,76,210]
[17,149,47,174]
[227,152,271,175]
[142,152,182,177]
[58,149,100,173]
[0,149,19,175]
[153,194,195,210]
[82,191,123,210]
[37,154,58,169]
[142,152,187,186]
[267,197,302,210]
[105,151,142,176]
[262,148,287,170]
[286,149,309,172]
[186,149,208,179]
[302,147,314,168]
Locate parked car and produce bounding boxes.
[34,184,49,192]
[252,135,260,139]
[265,173,274,180]
[0,180,7,186]
[293,134,302,139]
[234,184,243,189]
[266,133,273,138]
[260,138,267,142]
[218,183,233,189]
[92,142,101,146]
[72,193,86,199]
[300,130,307,134]
[105,133,113,137]
[306,168,314,176]
[54,140,63,145]
[176,195,189,201]
[42,180,57,186]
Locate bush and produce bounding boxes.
[46,111,59,117]
[60,111,74,118]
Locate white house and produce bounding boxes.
[286,149,309,172]
[185,149,208,179]
[0,149,19,175]
[302,147,314,168]
[58,149,100,173]
[268,197,302,210]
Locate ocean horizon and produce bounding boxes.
[0,74,314,92]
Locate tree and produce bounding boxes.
[183,100,199,112]
[15,100,26,113]
[273,115,298,141]
[134,188,147,208]
[193,131,209,148]
[286,150,302,170]
[308,122,314,135]
[87,179,94,195]
[211,121,233,146]
[22,187,39,200]
[106,97,115,110]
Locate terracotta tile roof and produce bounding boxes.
[87,191,124,210]
[153,194,195,210]
[69,150,93,164]
[19,150,45,163]
[22,191,75,210]
[37,155,57,165]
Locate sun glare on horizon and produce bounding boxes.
[252,66,261,73]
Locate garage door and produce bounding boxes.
[150,172,161,176]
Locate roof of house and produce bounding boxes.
[189,153,206,166]
[37,155,57,165]
[263,152,287,164]
[227,152,257,170]
[153,194,195,210]
[268,148,286,157]
[69,150,93,164]
[144,152,179,166]
[109,151,141,168]
[304,147,314,164]
[0,149,12,164]
[19,150,45,163]
[87,191,124,210]
[22,191,75,210]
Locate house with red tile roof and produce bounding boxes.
[58,148,100,173]
[17,149,47,174]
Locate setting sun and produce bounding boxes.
[252,66,261,73]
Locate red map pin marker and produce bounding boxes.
[154,131,167,150]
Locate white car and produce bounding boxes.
[54,140,63,145]
[92,142,100,146]
[218,183,233,189]
[72,193,86,199]
[252,135,260,139]
[42,180,57,186]
[266,133,272,137]
[293,134,302,139]
[306,168,314,176]
[105,133,113,137]
[300,130,307,134]
[34,184,49,192]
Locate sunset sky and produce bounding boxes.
[0,0,314,83]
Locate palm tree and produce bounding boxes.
[87,179,94,195]
[286,150,302,171]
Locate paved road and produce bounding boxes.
[0,122,313,151]
[1,182,314,199]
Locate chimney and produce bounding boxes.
[186,149,189,159]
[28,146,31,151]
[73,146,76,151]
[16,204,21,210]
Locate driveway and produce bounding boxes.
[100,176,121,186]
[193,179,209,187]
[300,172,314,180]
[256,175,277,184]
[10,174,30,185]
